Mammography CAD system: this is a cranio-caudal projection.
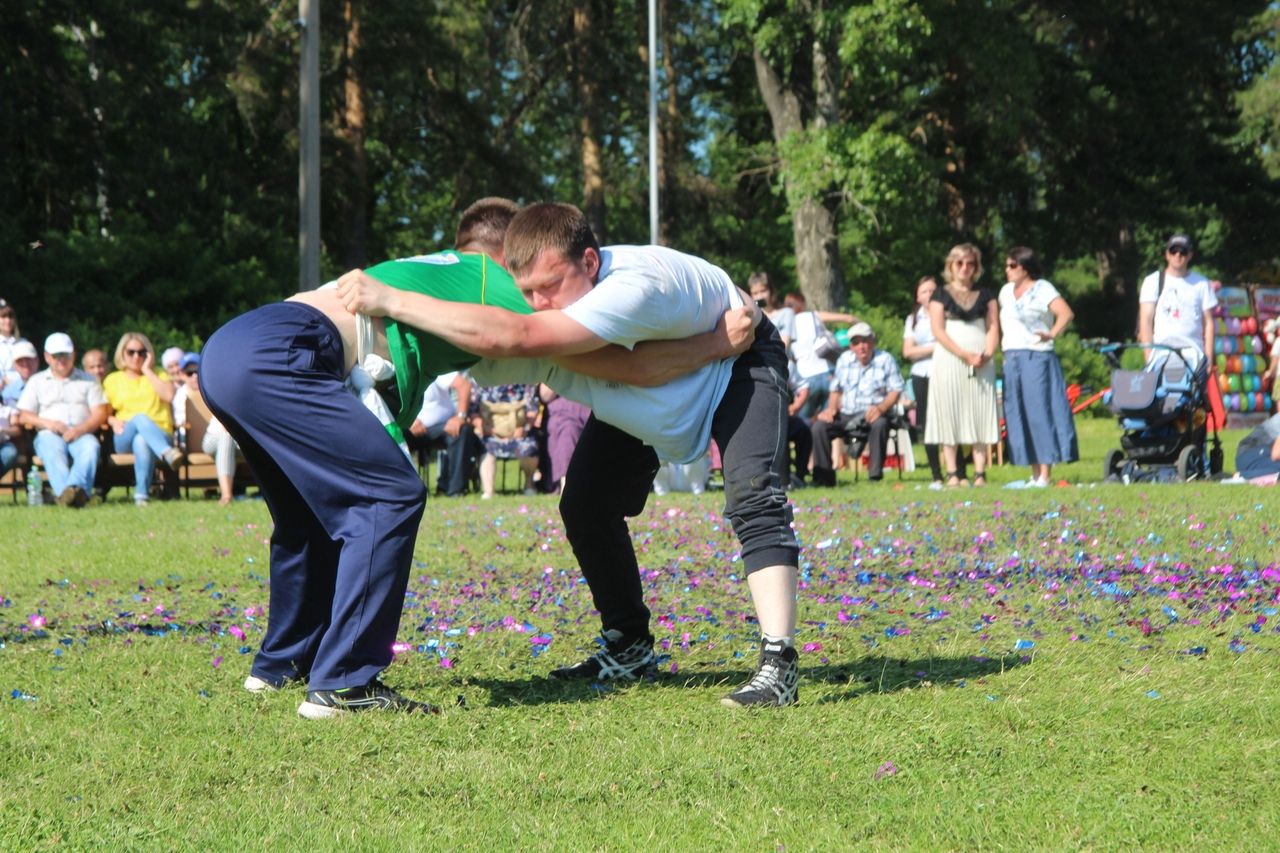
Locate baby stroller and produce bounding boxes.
[1099,336,1223,482]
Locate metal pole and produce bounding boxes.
[648,0,659,245]
[299,0,321,289]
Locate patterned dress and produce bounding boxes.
[472,383,539,459]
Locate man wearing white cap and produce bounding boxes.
[17,333,108,507]
[810,321,904,485]
[1138,233,1216,357]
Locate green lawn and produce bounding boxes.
[3,419,1279,849]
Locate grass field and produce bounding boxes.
[3,419,1280,849]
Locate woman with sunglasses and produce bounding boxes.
[103,332,183,505]
[925,243,1000,487]
[998,247,1078,487]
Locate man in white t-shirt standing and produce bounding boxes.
[337,202,801,707]
[1137,233,1216,357]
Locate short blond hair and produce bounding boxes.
[113,331,156,371]
[503,202,601,277]
[943,243,983,285]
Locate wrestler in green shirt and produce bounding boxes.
[364,250,532,433]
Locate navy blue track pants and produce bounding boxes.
[200,302,426,691]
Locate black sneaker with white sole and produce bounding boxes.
[297,679,438,719]
[721,639,799,707]
[550,630,657,681]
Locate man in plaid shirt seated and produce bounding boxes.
[810,322,904,485]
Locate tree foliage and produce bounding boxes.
[2,0,1278,349]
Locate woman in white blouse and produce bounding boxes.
[902,276,944,487]
[998,246,1078,487]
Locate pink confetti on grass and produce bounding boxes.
[27,614,46,629]
[875,762,898,780]
[391,642,411,655]
[212,656,223,668]
[439,657,454,669]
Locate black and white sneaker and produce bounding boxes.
[721,639,799,708]
[550,630,657,681]
[297,679,438,719]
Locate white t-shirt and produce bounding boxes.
[903,307,935,378]
[791,310,834,380]
[999,279,1062,353]
[0,335,23,376]
[1138,270,1216,349]
[16,368,107,427]
[471,245,740,464]
[414,371,461,430]
[173,383,188,429]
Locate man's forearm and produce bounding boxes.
[338,270,600,358]
[554,331,735,388]
[387,290,532,358]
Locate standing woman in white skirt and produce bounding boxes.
[925,244,1000,487]
[998,246,1078,486]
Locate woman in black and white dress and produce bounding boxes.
[925,244,1000,487]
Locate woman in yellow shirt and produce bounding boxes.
[102,332,183,505]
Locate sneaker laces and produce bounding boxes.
[742,654,789,692]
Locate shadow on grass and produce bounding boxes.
[691,653,1030,705]
[460,653,1030,707]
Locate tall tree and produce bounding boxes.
[723,0,846,309]
[336,0,369,269]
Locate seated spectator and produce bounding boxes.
[180,354,242,504]
[161,346,186,380]
[406,371,480,497]
[103,332,183,506]
[81,348,109,383]
[16,333,108,507]
[785,362,813,489]
[0,394,18,478]
[2,340,40,407]
[0,298,26,377]
[810,322,904,484]
[1235,413,1280,482]
[471,382,540,499]
[539,383,590,495]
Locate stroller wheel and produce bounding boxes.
[1176,444,1203,482]
[1104,449,1125,480]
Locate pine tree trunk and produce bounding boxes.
[338,0,368,269]
[575,0,607,243]
[752,43,843,311]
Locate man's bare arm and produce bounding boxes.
[1137,302,1155,346]
[553,305,757,387]
[335,269,603,358]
